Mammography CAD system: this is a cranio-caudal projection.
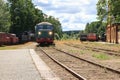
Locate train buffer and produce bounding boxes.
[0,49,61,80]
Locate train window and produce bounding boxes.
[37,25,43,29]
[47,25,53,29]
[37,25,53,30]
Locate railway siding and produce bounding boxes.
[55,43,120,72]
[39,47,120,80]
[30,49,61,80]
[35,47,80,80]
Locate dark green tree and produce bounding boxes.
[34,8,44,24]
[8,0,44,35]
[8,0,62,39]
[85,23,90,33]
[0,0,11,32]
[96,0,108,22]
[85,21,106,35]
[111,0,120,23]
[44,16,63,39]
[97,0,120,23]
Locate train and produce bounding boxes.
[87,33,99,41]
[80,33,87,41]
[80,33,106,41]
[35,22,54,45]
[0,31,35,46]
[0,32,19,46]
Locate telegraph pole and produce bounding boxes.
[108,0,111,43]
[108,0,111,25]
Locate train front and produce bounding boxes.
[35,22,54,45]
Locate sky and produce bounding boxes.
[32,0,98,31]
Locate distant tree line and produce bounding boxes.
[0,0,62,39]
[62,31,80,40]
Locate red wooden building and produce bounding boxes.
[106,23,120,44]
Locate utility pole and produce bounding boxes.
[108,0,111,43]
[108,0,111,25]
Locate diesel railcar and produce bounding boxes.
[80,34,87,41]
[35,22,54,45]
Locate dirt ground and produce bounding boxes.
[55,40,120,72]
[0,42,37,50]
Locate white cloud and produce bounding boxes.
[37,0,49,4]
[33,0,98,31]
[62,23,85,31]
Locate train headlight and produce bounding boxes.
[49,31,53,35]
[38,32,41,35]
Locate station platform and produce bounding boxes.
[0,49,60,80]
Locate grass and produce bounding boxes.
[69,50,78,53]
[55,39,80,44]
[79,51,85,54]
[69,49,85,54]
[0,42,34,50]
[0,45,18,50]
[92,53,109,60]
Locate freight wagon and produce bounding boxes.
[8,33,19,44]
[87,33,99,41]
[0,32,19,46]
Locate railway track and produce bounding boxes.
[84,46,120,56]
[38,46,120,80]
[38,47,86,80]
[64,43,120,57]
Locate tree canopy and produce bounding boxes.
[4,0,63,38]
[8,0,44,34]
[0,0,11,32]
[85,21,107,36]
[85,0,120,36]
[97,0,120,23]
[44,16,63,38]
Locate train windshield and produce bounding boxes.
[37,25,53,30]
[80,34,87,37]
